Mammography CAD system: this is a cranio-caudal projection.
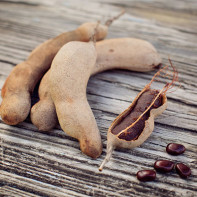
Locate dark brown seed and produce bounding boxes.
[137,170,156,182]
[166,143,185,155]
[154,160,174,173]
[175,163,191,179]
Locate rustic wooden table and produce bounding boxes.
[0,0,197,196]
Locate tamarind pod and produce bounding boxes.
[31,71,58,131]
[93,38,161,74]
[99,62,178,171]
[1,11,125,125]
[49,41,102,158]
[0,23,108,125]
[99,88,167,171]
[31,37,161,131]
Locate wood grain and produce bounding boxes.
[0,0,197,196]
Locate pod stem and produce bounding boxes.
[90,20,100,43]
[99,143,114,171]
[105,9,125,27]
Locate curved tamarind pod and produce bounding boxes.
[31,71,58,131]
[49,41,102,158]
[0,22,108,125]
[99,88,167,171]
[93,38,161,74]
[0,10,126,125]
[99,63,178,171]
[31,37,161,131]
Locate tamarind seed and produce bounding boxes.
[166,143,185,155]
[137,170,156,182]
[175,163,191,179]
[154,160,174,173]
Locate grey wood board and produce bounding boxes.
[0,0,197,196]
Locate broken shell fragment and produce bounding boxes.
[99,87,167,171]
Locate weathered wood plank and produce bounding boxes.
[0,122,196,197]
[0,186,40,197]
[0,0,197,196]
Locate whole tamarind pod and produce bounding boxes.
[0,22,108,125]
[99,61,179,171]
[0,10,126,125]
[31,37,162,131]
[31,71,58,131]
[49,40,102,158]
[94,37,161,74]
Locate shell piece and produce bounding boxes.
[109,88,167,149]
[99,87,167,171]
[99,61,178,171]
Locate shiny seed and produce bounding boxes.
[175,163,191,179]
[166,143,185,155]
[154,160,174,173]
[137,170,156,182]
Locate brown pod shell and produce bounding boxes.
[107,87,167,150]
[99,86,167,171]
[99,61,178,171]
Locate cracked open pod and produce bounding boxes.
[99,61,178,171]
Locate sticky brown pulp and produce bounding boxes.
[111,89,162,141]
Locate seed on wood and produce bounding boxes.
[137,170,156,182]
[154,160,174,173]
[175,163,191,179]
[166,143,185,155]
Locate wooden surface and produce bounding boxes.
[0,0,197,196]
